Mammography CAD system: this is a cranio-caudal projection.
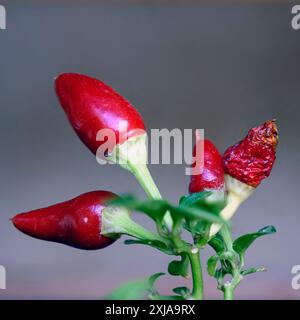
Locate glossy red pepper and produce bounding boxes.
[223,120,278,187]
[189,139,224,193]
[55,73,146,155]
[12,191,118,250]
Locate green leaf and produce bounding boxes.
[150,295,184,300]
[147,272,166,298]
[181,192,227,243]
[169,204,225,224]
[168,254,189,277]
[110,194,225,226]
[106,278,151,300]
[148,272,165,288]
[233,225,277,258]
[180,190,227,215]
[188,220,211,242]
[207,255,219,277]
[208,234,225,253]
[179,191,212,207]
[241,267,266,276]
[172,286,191,298]
[124,239,172,254]
[215,268,227,283]
[109,195,169,223]
[201,190,227,213]
[107,272,165,300]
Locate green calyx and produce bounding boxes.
[101,205,168,246]
[106,133,173,232]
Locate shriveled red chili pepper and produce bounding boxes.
[223,120,278,187]
[189,139,224,193]
[210,120,278,236]
[12,191,118,250]
[55,73,146,155]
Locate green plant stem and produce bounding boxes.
[129,163,162,199]
[107,134,173,232]
[101,206,168,246]
[122,215,168,244]
[128,162,173,232]
[219,224,242,300]
[188,250,204,300]
[219,225,233,251]
[223,284,234,300]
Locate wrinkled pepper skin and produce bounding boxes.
[55,73,146,155]
[12,191,117,250]
[189,139,224,193]
[223,120,278,187]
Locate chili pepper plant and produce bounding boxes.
[12,73,278,300]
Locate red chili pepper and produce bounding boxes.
[12,191,118,250]
[223,120,278,187]
[189,139,224,193]
[55,73,173,231]
[55,73,145,155]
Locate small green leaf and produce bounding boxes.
[148,272,165,288]
[202,190,227,213]
[147,272,166,298]
[179,191,212,207]
[106,278,151,300]
[150,295,184,300]
[180,190,227,215]
[168,254,189,277]
[215,268,227,283]
[169,204,225,224]
[233,225,276,258]
[208,234,225,253]
[241,267,267,276]
[110,194,225,226]
[109,195,169,223]
[124,239,172,254]
[189,220,211,242]
[107,272,165,300]
[172,286,191,298]
[207,255,219,277]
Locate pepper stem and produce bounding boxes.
[127,161,173,231]
[106,133,173,232]
[101,205,167,244]
[128,162,161,199]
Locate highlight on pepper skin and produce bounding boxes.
[12,191,118,250]
[55,73,146,156]
[189,139,225,193]
[11,72,279,301]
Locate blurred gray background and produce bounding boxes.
[0,1,299,299]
